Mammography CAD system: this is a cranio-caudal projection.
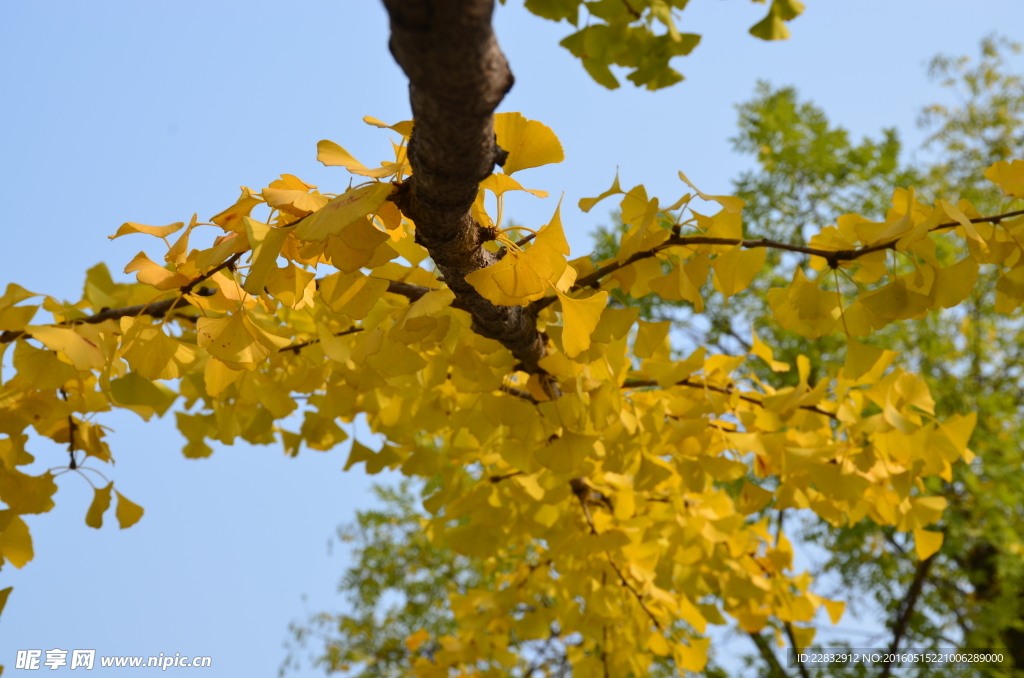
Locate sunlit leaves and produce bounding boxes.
[2,105,1020,678]
[913,528,944,560]
[557,289,608,357]
[319,270,390,319]
[123,251,190,290]
[0,515,33,568]
[196,312,290,371]
[119,317,196,380]
[493,112,565,174]
[293,183,393,242]
[984,158,1024,197]
[465,203,571,305]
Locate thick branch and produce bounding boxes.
[783,623,812,678]
[382,0,549,373]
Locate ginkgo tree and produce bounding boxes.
[2,1,1023,676]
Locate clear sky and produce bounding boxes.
[1,1,1021,676]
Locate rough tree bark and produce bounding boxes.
[381,0,550,374]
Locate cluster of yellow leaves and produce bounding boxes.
[1,113,1019,675]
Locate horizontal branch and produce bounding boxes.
[0,279,433,345]
[0,288,218,344]
[623,377,837,420]
[530,208,1024,313]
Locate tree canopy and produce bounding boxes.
[2,2,1023,677]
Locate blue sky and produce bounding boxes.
[1,1,1021,676]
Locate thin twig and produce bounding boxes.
[499,384,539,403]
[784,623,812,678]
[489,471,524,483]
[622,377,837,420]
[280,327,363,353]
[181,251,244,295]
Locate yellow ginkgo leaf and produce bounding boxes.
[822,598,845,624]
[712,246,766,298]
[204,357,243,395]
[479,172,549,198]
[843,338,887,381]
[265,263,316,310]
[938,199,986,246]
[737,481,774,514]
[466,203,570,305]
[678,170,745,214]
[196,313,290,371]
[535,431,596,473]
[319,270,390,319]
[675,637,710,673]
[0,283,38,312]
[913,528,943,560]
[984,159,1024,198]
[243,218,295,295]
[579,172,623,213]
[294,183,394,242]
[405,629,431,653]
[261,187,329,216]
[166,214,198,266]
[465,255,530,306]
[211,187,263,234]
[494,112,565,175]
[27,325,106,371]
[750,330,790,372]
[341,218,392,251]
[317,139,370,172]
[647,633,671,657]
[123,252,190,290]
[557,289,608,358]
[363,116,414,138]
[114,491,144,529]
[85,482,113,529]
[118,318,197,380]
[318,139,406,178]
[108,221,184,240]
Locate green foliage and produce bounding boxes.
[517,0,804,90]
